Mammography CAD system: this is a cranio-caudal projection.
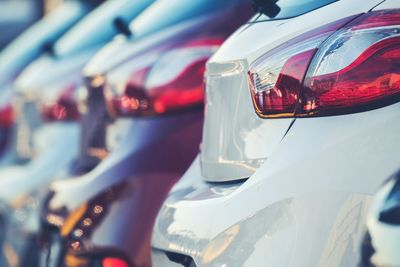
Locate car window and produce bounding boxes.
[0,1,88,85]
[129,0,240,39]
[53,0,154,57]
[252,0,338,21]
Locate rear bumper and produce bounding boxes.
[152,102,400,266]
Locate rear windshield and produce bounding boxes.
[53,0,154,57]
[129,0,239,39]
[0,1,88,82]
[252,0,338,22]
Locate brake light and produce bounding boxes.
[102,257,129,267]
[249,10,400,117]
[40,84,80,122]
[104,38,223,117]
[0,104,14,127]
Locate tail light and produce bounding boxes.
[102,258,129,267]
[0,104,14,127]
[62,254,131,267]
[0,103,13,154]
[40,84,81,122]
[64,255,130,267]
[104,38,223,117]
[248,10,400,118]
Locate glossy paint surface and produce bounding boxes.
[153,99,400,266]
[151,0,400,266]
[0,123,79,203]
[42,0,255,266]
[43,112,203,266]
[201,0,384,182]
[0,1,92,162]
[39,1,255,266]
[84,0,253,75]
[0,1,158,264]
[0,0,91,89]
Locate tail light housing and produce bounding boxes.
[40,83,81,122]
[104,38,223,117]
[249,10,400,118]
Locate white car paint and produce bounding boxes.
[152,0,400,266]
[0,0,156,205]
[0,123,79,203]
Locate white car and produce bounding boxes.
[151,0,400,266]
[0,0,155,203]
[0,0,154,265]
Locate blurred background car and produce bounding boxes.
[39,0,254,266]
[0,0,42,50]
[151,0,400,266]
[0,0,99,166]
[360,170,400,267]
[0,0,155,266]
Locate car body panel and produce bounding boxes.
[44,112,203,267]
[152,0,399,265]
[53,0,155,57]
[0,123,79,203]
[0,1,93,163]
[84,0,253,75]
[153,100,400,266]
[0,0,40,49]
[373,0,399,10]
[0,0,157,264]
[0,0,92,89]
[10,0,157,162]
[201,0,384,182]
[39,1,255,266]
[12,48,96,161]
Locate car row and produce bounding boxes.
[0,0,398,266]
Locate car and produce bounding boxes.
[151,0,400,266]
[39,0,254,266]
[0,0,41,49]
[0,0,97,165]
[359,170,400,267]
[0,0,155,265]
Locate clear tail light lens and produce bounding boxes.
[249,10,400,118]
[40,84,81,122]
[104,38,223,117]
[302,10,400,116]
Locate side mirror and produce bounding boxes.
[113,17,132,37]
[251,0,281,18]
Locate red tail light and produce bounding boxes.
[40,84,80,122]
[102,257,129,267]
[0,104,14,127]
[249,10,400,118]
[104,38,223,117]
